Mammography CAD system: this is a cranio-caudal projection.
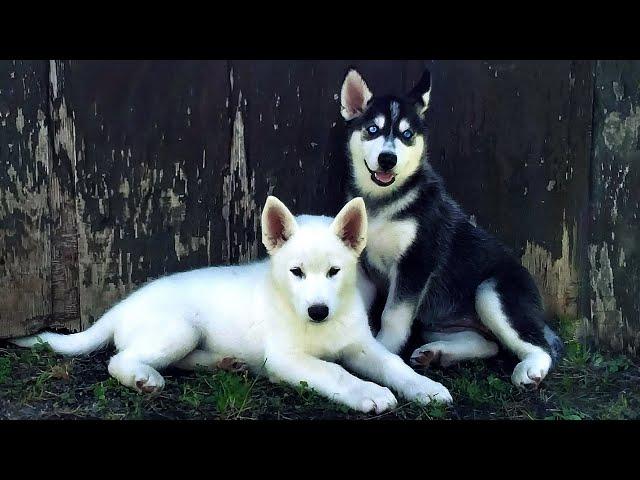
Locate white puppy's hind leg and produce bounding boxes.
[108,353,167,393]
[410,330,499,368]
[173,350,219,371]
[173,350,248,373]
[475,279,552,388]
[109,321,199,393]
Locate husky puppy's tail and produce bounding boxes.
[10,310,117,356]
[543,324,565,367]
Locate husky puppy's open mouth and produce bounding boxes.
[363,160,396,186]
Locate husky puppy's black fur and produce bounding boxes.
[340,68,564,388]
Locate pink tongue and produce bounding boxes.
[375,172,394,183]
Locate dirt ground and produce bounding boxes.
[1,317,639,420]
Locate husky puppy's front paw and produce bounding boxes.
[511,352,551,389]
[403,377,453,405]
[345,381,398,414]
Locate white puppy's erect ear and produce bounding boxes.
[340,69,373,121]
[331,197,368,256]
[261,196,298,254]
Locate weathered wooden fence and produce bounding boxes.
[0,60,638,355]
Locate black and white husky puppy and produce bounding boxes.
[339,68,564,389]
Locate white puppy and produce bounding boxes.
[12,196,452,413]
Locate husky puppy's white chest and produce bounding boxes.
[365,212,417,276]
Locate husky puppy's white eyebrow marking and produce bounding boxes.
[374,115,385,129]
[399,119,410,132]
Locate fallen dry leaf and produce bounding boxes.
[50,363,71,381]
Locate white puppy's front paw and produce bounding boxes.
[345,381,398,414]
[403,377,453,405]
[511,352,551,389]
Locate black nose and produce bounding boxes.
[378,152,397,171]
[307,304,329,322]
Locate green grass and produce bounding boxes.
[1,317,638,420]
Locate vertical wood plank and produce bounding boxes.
[0,60,52,337]
[60,60,231,327]
[588,60,640,354]
[47,60,81,330]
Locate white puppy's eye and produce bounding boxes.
[290,267,305,278]
[402,129,414,139]
[366,125,379,135]
[327,267,340,278]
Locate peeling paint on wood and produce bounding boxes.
[587,242,628,350]
[521,216,581,317]
[0,61,52,337]
[222,92,258,264]
[588,60,640,354]
[60,61,231,326]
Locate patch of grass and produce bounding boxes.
[0,356,11,384]
[592,352,632,374]
[599,393,634,420]
[557,314,578,343]
[93,381,109,409]
[214,370,253,416]
[544,405,588,421]
[1,316,638,420]
[179,383,203,409]
[447,363,517,407]
[175,369,257,418]
[415,400,450,420]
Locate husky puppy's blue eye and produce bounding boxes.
[290,267,305,278]
[402,129,414,139]
[367,125,379,135]
[327,267,340,278]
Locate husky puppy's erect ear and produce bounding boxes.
[331,197,368,256]
[261,196,298,254]
[340,69,373,121]
[408,68,431,116]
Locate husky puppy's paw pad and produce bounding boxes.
[511,353,551,389]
